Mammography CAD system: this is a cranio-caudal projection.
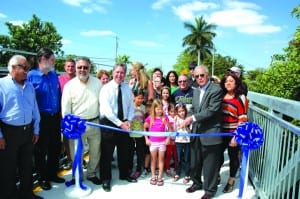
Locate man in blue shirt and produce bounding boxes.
[27,48,64,191]
[0,55,42,199]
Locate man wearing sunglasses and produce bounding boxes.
[183,65,223,199]
[171,74,194,116]
[61,57,102,185]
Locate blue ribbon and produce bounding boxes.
[61,114,87,190]
[234,122,264,198]
[61,115,264,197]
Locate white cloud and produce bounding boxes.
[208,0,281,35]
[80,30,116,36]
[152,0,171,10]
[83,7,93,13]
[0,13,7,18]
[62,0,108,13]
[62,0,90,7]
[172,0,281,35]
[209,9,266,27]
[91,4,106,13]
[131,40,163,47]
[224,0,260,10]
[172,1,218,21]
[8,20,24,26]
[62,39,72,45]
[98,0,112,5]
[238,25,281,34]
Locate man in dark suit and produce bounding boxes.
[184,65,223,199]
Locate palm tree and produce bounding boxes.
[115,54,131,65]
[182,16,217,65]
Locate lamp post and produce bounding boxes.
[212,43,215,76]
[115,36,118,61]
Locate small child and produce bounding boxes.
[173,103,191,184]
[161,86,171,116]
[129,89,146,179]
[140,99,153,178]
[164,103,177,177]
[144,99,171,186]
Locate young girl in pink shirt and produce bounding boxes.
[144,99,172,186]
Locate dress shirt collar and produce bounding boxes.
[199,80,211,91]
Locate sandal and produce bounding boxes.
[223,181,235,193]
[173,175,179,182]
[183,176,190,184]
[157,178,164,186]
[150,177,157,185]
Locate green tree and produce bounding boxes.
[250,4,300,100]
[115,54,131,65]
[203,54,240,78]
[173,51,196,75]
[173,50,242,80]
[182,16,217,65]
[0,14,63,66]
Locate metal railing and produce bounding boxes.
[247,91,300,199]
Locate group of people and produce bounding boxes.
[0,48,248,199]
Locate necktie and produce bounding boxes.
[117,84,124,120]
[199,88,204,105]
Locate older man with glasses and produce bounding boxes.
[0,55,43,199]
[171,74,194,116]
[61,57,102,185]
[183,65,223,199]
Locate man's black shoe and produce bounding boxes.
[32,193,44,199]
[49,176,65,183]
[186,183,202,193]
[119,176,137,183]
[87,176,102,185]
[102,181,111,192]
[39,180,52,190]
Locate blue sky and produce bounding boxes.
[0,0,298,73]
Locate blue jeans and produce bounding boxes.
[175,143,191,177]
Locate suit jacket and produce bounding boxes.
[190,82,223,145]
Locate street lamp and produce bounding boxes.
[211,44,215,76]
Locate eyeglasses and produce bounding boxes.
[194,74,206,79]
[178,80,187,83]
[77,66,89,70]
[16,64,30,71]
[189,67,195,70]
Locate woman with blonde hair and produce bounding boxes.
[129,62,154,101]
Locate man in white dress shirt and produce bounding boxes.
[99,64,136,192]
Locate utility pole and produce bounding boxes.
[115,36,118,61]
[212,43,215,76]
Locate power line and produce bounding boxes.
[0,47,37,55]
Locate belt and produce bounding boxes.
[40,112,59,117]
[1,122,32,131]
[85,116,99,122]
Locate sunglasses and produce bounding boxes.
[194,74,206,79]
[189,67,195,70]
[77,66,89,70]
[178,80,187,83]
[16,64,30,71]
